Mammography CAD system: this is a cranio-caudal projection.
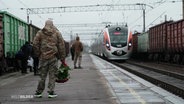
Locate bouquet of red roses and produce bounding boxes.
[55,63,71,83]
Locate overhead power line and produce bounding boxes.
[26,4,153,32]
[17,0,27,8]
[26,4,151,15]
[55,22,125,28]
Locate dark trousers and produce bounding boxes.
[21,58,28,73]
[71,51,74,61]
[33,57,39,75]
[15,59,21,71]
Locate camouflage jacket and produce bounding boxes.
[33,27,65,61]
[72,40,83,53]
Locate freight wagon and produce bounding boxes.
[132,32,140,54]
[132,19,184,64]
[132,32,149,60]
[166,19,184,64]
[29,24,40,42]
[0,11,40,75]
[148,21,173,61]
[0,11,29,58]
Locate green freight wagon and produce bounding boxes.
[0,11,29,58]
[137,32,149,60]
[28,24,40,43]
[138,32,149,53]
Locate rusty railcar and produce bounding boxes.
[132,19,184,64]
[166,19,184,63]
[131,32,139,59]
[148,21,173,61]
[132,32,139,53]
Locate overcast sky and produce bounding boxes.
[0,0,182,44]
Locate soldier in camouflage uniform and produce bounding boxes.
[72,36,83,69]
[33,19,66,98]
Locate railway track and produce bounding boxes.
[107,60,184,99]
[126,61,184,80]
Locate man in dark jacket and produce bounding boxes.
[21,41,31,74]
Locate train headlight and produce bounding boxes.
[128,42,132,50]
[106,43,111,50]
[128,43,132,47]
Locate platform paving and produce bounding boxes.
[0,53,118,104]
[0,53,184,104]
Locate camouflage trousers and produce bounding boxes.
[74,52,82,67]
[36,57,58,93]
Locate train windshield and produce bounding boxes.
[109,27,128,47]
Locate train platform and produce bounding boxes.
[0,53,184,104]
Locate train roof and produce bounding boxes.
[105,25,128,31]
[0,11,28,24]
[106,25,127,28]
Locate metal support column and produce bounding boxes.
[26,9,29,23]
[183,0,184,19]
[143,9,145,32]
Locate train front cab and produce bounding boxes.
[104,46,132,60]
[102,26,132,60]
